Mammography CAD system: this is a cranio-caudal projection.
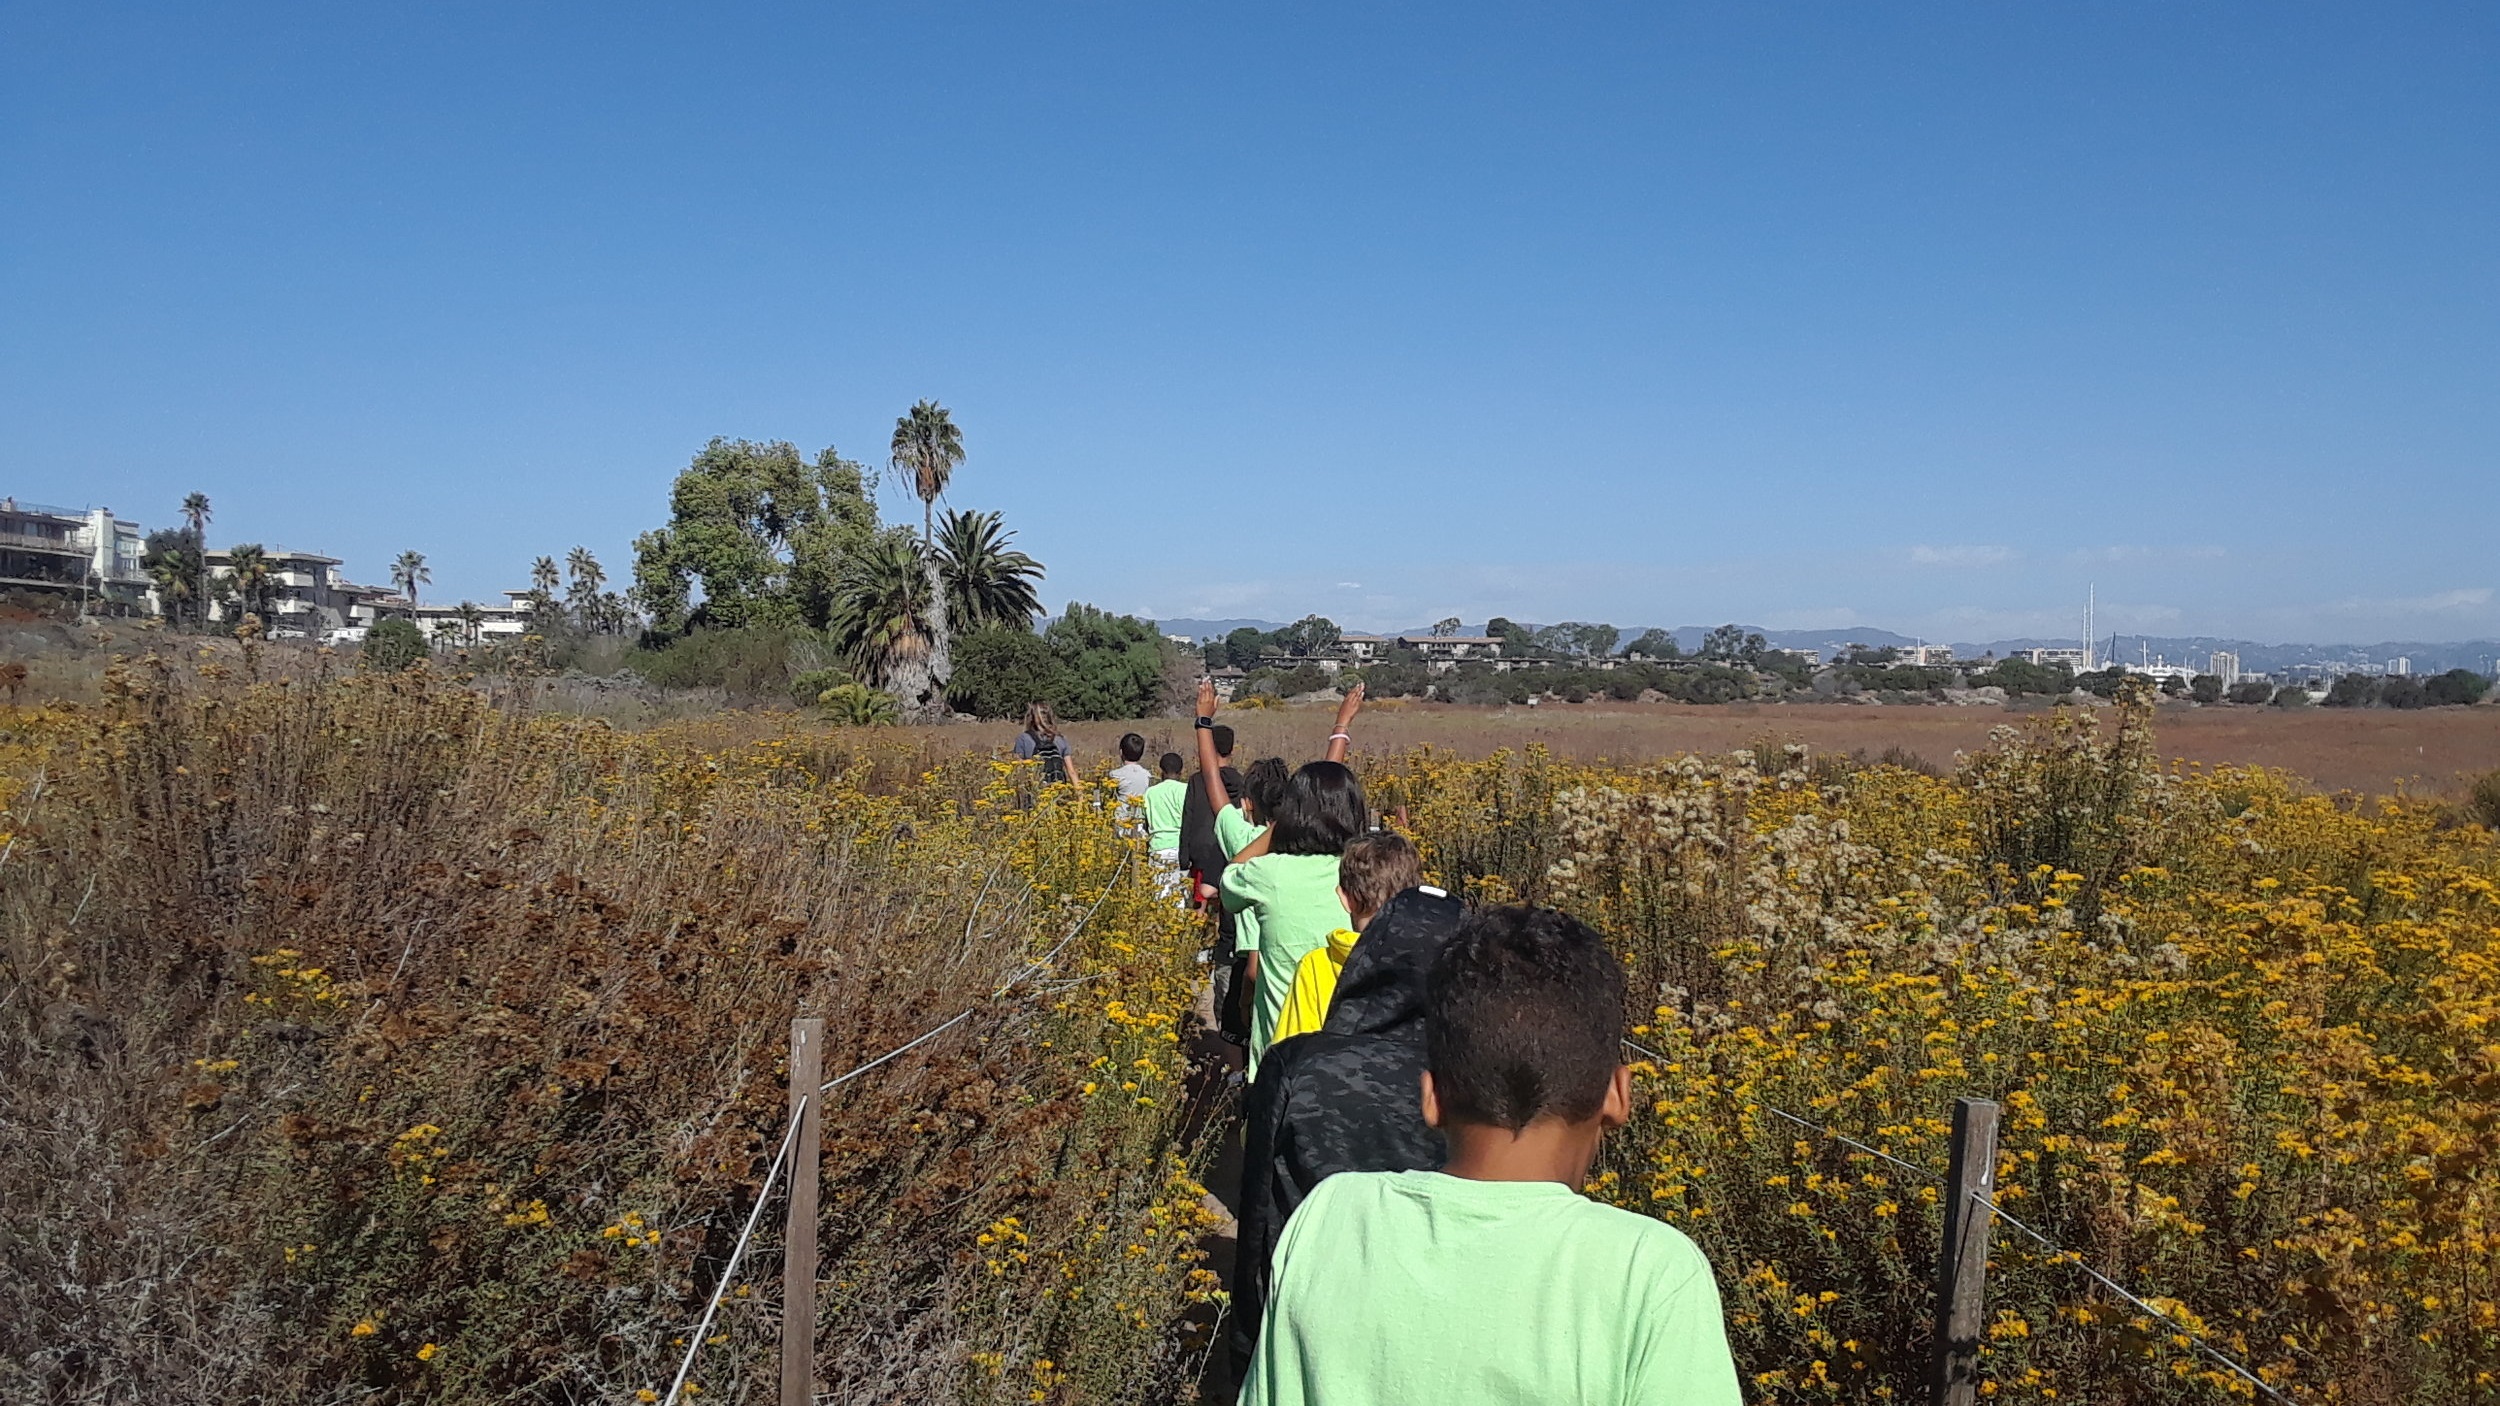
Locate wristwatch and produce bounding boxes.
[1195,716,1216,729]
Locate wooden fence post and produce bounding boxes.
[1931,1096,2001,1406]
[782,1018,824,1406]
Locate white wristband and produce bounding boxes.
[1329,732,1351,742]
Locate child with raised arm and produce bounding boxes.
[1243,906,1744,1406]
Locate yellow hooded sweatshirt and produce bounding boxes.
[1269,927,1361,1046]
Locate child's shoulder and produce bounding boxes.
[1560,1194,1715,1277]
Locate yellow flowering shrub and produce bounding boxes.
[1374,702,2497,1402]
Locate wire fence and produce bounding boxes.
[1624,1035,2294,1404]
[656,849,1138,1404]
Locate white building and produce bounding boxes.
[2210,651,2241,686]
[2387,656,2411,677]
[2021,647,2089,669]
[1898,644,1955,667]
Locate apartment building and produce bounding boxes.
[0,498,149,607]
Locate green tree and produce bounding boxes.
[392,550,430,608]
[1223,626,1270,670]
[1532,621,1619,659]
[142,527,205,628]
[454,601,485,646]
[1430,617,1463,637]
[1699,624,1765,665]
[631,438,878,634]
[2324,673,2378,708]
[935,508,1045,632]
[363,617,428,671]
[2424,668,2491,706]
[2226,679,2275,705]
[946,625,1074,720]
[1275,615,1342,657]
[2189,673,2223,704]
[1486,617,1534,653]
[1623,628,1680,660]
[1045,603,1167,720]
[826,530,938,689]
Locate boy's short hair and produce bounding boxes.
[1211,725,1236,758]
[1337,831,1421,920]
[1120,732,1147,763]
[1424,907,1625,1131]
[1158,751,1185,777]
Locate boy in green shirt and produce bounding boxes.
[1144,752,1188,871]
[1243,906,1743,1406]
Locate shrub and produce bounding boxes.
[2324,673,2379,707]
[789,665,852,709]
[2226,679,2275,705]
[632,626,833,705]
[814,680,901,726]
[2189,673,2223,703]
[946,625,1071,721]
[362,617,428,671]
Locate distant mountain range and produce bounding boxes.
[1151,619,2500,677]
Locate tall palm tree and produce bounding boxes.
[565,547,605,631]
[935,509,1045,632]
[888,402,965,713]
[392,550,430,609]
[528,556,560,631]
[889,401,964,545]
[531,555,559,595]
[455,600,485,645]
[181,493,211,623]
[826,531,936,692]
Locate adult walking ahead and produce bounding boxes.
[1014,702,1079,785]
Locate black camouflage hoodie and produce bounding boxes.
[1229,885,1462,1373]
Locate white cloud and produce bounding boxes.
[1907,545,2016,568]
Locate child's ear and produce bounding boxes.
[1420,1071,1444,1128]
[1598,1065,1633,1131]
[1336,887,1354,914]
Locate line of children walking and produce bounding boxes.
[1178,678,1744,1405]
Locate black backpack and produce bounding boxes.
[1033,734,1067,784]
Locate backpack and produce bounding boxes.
[1033,734,1067,784]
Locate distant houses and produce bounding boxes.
[2,493,538,648]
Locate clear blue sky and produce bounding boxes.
[5,3,2494,643]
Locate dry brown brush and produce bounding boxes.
[0,663,1213,1404]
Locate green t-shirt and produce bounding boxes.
[1216,803,1266,861]
[1143,778,1187,853]
[1220,851,1344,1070]
[1245,1171,1742,1406]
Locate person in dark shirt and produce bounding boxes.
[1179,723,1243,1038]
[1230,883,1464,1375]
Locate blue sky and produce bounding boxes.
[4,3,2494,642]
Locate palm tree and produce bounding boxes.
[936,509,1045,632]
[455,600,485,646]
[888,401,965,713]
[148,556,195,626]
[889,401,964,545]
[392,550,430,609]
[531,555,559,594]
[181,493,211,623]
[826,531,937,691]
[226,543,275,623]
[565,547,605,631]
